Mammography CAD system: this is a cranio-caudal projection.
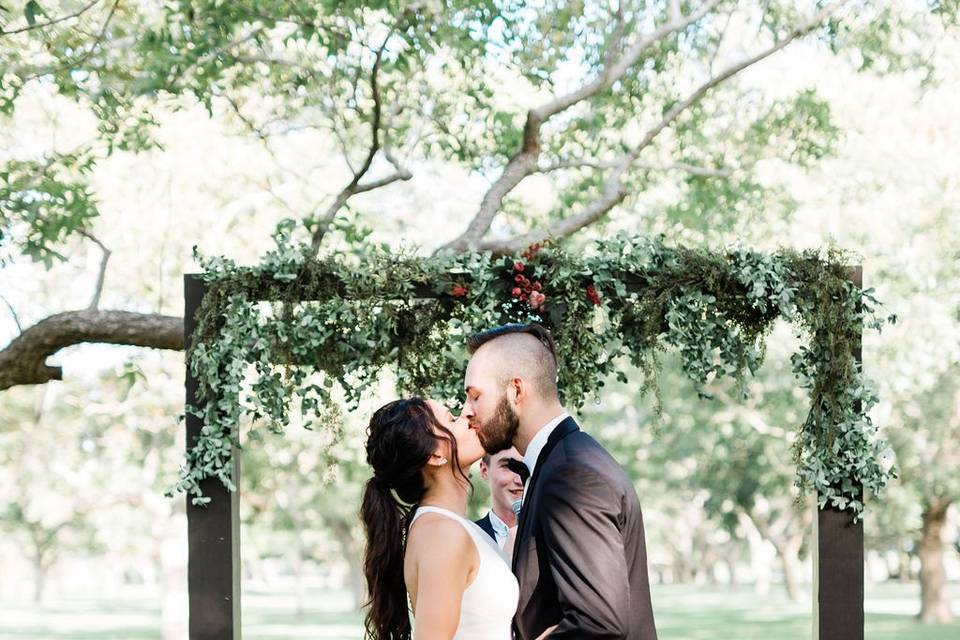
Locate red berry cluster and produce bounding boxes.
[510,260,546,311]
[451,284,469,297]
[521,241,545,262]
[586,283,601,306]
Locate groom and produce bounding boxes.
[463,324,657,640]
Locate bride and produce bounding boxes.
[360,397,519,639]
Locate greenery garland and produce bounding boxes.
[172,235,895,519]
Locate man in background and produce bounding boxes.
[474,447,525,548]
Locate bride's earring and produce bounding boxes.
[438,456,448,465]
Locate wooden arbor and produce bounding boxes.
[183,267,865,640]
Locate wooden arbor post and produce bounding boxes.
[184,275,241,640]
[812,265,864,640]
[182,267,867,640]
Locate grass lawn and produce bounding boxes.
[1,582,957,639]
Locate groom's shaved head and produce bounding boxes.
[467,324,559,399]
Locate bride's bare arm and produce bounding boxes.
[409,516,478,640]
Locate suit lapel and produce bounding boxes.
[512,416,580,567]
[476,513,495,542]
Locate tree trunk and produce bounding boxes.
[291,544,305,622]
[329,519,365,610]
[918,498,954,623]
[701,546,720,585]
[29,529,53,604]
[32,553,46,604]
[782,560,801,602]
[721,543,742,584]
[741,504,810,602]
[668,548,693,583]
[738,513,772,595]
[898,549,911,583]
[774,535,805,603]
[345,542,365,611]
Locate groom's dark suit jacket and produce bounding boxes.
[512,417,657,640]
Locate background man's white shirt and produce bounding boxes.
[486,509,509,548]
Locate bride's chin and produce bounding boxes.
[463,448,486,468]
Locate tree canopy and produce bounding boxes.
[2,0,956,389]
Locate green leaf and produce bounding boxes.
[23,0,44,26]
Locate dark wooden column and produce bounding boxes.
[813,265,864,640]
[185,274,241,640]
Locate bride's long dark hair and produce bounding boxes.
[360,397,470,640]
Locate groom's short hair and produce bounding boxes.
[467,324,559,399]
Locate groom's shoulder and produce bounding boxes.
[553,429,627,479]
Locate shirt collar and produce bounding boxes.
[488,509,509,536]
[523,411,570,477]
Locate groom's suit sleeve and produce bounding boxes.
[539,462,630,638]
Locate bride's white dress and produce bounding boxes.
[409,506,519,639]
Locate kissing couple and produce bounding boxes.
[360,323,658,640]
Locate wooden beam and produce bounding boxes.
[813,265,864,640]
[185,275,241,640]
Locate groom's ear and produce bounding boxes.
[508,376,526,405]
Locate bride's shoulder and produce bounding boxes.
[409,510,467,537]
[408,513,473,557]
[405,513,481,598]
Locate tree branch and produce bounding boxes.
[478,158,632,256]
[0,0,102,37]
[20,0,120,82]
[353,166,413,194]
[472,0,849,255]
[0,310,183,391]
[67,0,118,68]
[222,94,319,190]
[224,94,267,140]
[1,296,22,334]
[204,26,267,66]
[230,54,329,78]
[670,0,683,23]
[536,158,621,172]
[330,118,358,175]
[639,160,736,177]
[307,160,412,248]
[534,0,724,124]
[439,0,724,252]
[78,230,111,310]
[625,0,850,162]
[537,158,734,177]
[601,2,627,70]
[707,6,736,75]
[144,25,266,88]
[310,21,414,252]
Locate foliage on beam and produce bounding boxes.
[174,235,895,518]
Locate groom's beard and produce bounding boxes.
[478,395,519,455]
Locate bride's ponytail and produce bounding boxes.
[361,476,414,639]
[360,398,466,640]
